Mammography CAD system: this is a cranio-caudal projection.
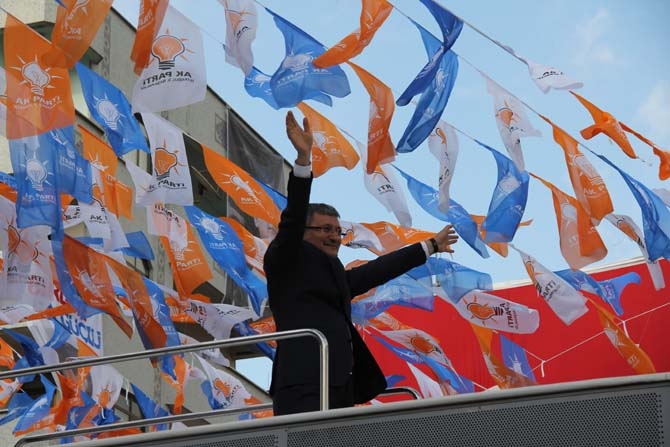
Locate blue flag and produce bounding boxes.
[408,257,493,304]
[396,1,463,107]
[254,175,288,211]
[597,154,670,261]
[14,375,57,434]
[556,269,640,316]
[351,275,435,324]
[144,278,181,379]
[477,140,530,243]
[0,392,35,426]
[371,334,422,364]
[0,171,18,189]
[5,330,45,384]
[49,126,93,204]
[385,374,406,388]
[76,63,149,156]
[267,9,351,108]
[396,20,459,153]
[185,206,268,315]
[234,321,276,360]
[63,391,97,436]
[10,134,63,234]
[130,384,170,431]
[394,166,489,258]
[120,231,155,260]
[499,335,536,382]
[418,353,474,394]
[45,318,74,350]
[245,65,334,109]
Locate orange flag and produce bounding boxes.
[106,257,168,349]
[531,174,607,270]
[342,220,434,256]
[100,171,133,219]
[130,0,170,75]
[248,316,277,348]
[296,102,360,177]
[202,143,280,227]
[470,324,535,389]
[161,355,190,414]
[4,14,75,138]
[542,116,613,224]
[571,91,637,159]
[591,299,656,374]
[312,0,393,68]
[619,122,670,181]
[221,217,268,276]
[160,222,213,295]
[348,62,396,173]
[62,236,133,338]
[49,0,114,68]
[0,338,15,369]
[80,125,118,173]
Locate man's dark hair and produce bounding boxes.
[307,203,340,224]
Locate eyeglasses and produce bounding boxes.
[305,225,346,237]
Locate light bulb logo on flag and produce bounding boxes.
[153,145,180,180]
[222,173,260,204]
[25,151,48,191]
[7,225,39,264]
[464,295,504,322]
[151,34,186,69]
[199,216,225,241]
[94,96,121,130]
[21,60,51,96]
[281,52,313,72]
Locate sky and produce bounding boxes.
[112,0,670,390]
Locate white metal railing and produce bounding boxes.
[0,329,329,446]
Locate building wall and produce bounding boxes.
[0,3,283,440]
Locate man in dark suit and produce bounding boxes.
[264,111,459,416]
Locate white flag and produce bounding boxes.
[362,146,411,227]
[407,362,444,399]
[428,120,459,212]
[526,60,583,94]
[196,355,251,410]
[516,247,589,325]
[186,300,255,340]
[131,5,207,113]
[0,197,53,317]
[80,167,111,239]
[146,203,188,249]
[339,220,385,253]
[180,333,230,367]
[62,205,84,229]
[451,290,540,334]
[605,213,665,290]
[485,76,541,171]
[90,365,124,409]
[103,212,130,252]
[379,328,452,368]
[220,0,257,75]
[140,113,193,206]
